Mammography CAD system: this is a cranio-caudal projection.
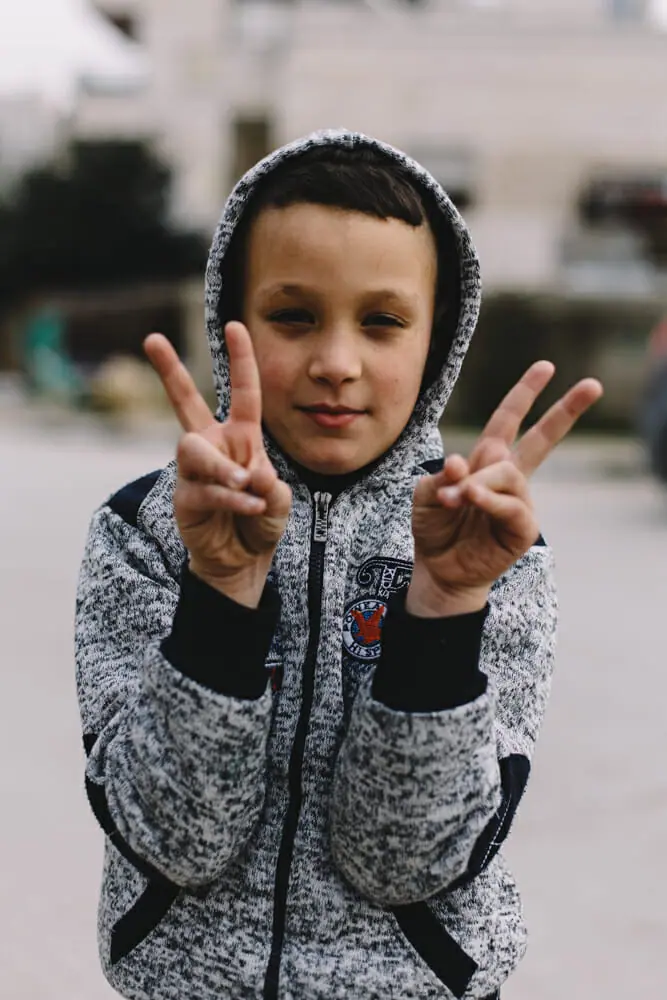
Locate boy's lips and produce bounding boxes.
[298,404,367,430]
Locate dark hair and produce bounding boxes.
[219,145,461,388]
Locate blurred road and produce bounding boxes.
[1,413,665,999]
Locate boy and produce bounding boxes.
[75,130,601,1000]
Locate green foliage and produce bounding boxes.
[0,140,208,313]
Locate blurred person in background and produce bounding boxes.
[638,312,667,481]
[75,131,601,1000]
[22,304,84,405]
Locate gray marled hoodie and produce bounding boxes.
[75,130,557,1000]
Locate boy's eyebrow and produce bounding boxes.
[362,289,421,310]
[258,283,312,300]
[258,283,420,310]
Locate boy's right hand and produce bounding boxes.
[144,322,292,608]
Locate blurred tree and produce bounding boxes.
[0,140,208,318]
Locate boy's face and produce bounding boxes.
[242,203,437,475]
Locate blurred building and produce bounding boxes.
[0,94,66,191]
[0,0,149,190]
[73,0,667,302]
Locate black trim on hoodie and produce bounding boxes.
[83,739,180,891]
[162,564,280,699]
[110,882,180,965]
[449,753,531,890]
[373,590,489,712]
[392,901,478,998]
[83,735,182,965]
[107,471,162,528]
[420,458,445,476]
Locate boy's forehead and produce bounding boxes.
[244,203,437,287]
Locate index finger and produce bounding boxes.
[226,322,262,426]
[480,361,556,447]
[514,377,604,475]
[143,333,214,433]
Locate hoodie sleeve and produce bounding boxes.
[75,501,278,890]
[330,543,557,907]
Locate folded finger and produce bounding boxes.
[177,432,250,488]
[463,486,536,541]
[438,460,529,506]
[176,481,265,515]
[247,452,278,498]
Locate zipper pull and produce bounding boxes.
[313,491,332,544]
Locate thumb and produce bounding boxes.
[415,454,469,505]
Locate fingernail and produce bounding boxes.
[244,495,263,511]
[442,487,460,502]
[232,469,249,486]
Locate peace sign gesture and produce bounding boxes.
[144,322,292,607]
[408,362,603,617]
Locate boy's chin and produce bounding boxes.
[294,443,379,476]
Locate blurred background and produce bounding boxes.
[1,1,666,998]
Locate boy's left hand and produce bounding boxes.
[408,361,603,618]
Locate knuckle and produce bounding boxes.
[176,431,197,459]
[502,459,522,483]
[477,438,509,466]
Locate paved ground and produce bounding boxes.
[1,411,665,999]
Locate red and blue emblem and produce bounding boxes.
[342,557,413,662]
[342,598,388,661]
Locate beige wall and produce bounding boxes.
[75,1,667,289]
[274,17,667,288]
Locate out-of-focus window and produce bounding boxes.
[231,116,274,184]
[578,173,667,267]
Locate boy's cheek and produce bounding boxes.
[252,340,294,400]
[257,364,292,412]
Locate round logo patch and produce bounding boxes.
[343,598,388,661]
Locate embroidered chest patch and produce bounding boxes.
[342,557,413,662]
[343,599,387,661]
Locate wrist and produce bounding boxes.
[188,557,271,609]
[406,567,489,619]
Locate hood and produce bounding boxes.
[204,129,482,475]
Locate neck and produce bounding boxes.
[267,435,391,501]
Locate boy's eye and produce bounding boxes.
[268,309,315,326]
[363,313,405,328]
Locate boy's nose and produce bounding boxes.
[308,331,363,385]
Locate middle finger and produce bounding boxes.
[514,377,603,475]
[480,361,556,448]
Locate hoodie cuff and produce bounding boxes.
[372,590,488,712]
[162,564,280,700]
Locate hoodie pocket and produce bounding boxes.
[110,879,180,965]
[392,902,478,999]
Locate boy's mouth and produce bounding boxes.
[299,403,366,430]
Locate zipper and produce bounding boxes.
[313,491,331,543]
[263,492,332,1000]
